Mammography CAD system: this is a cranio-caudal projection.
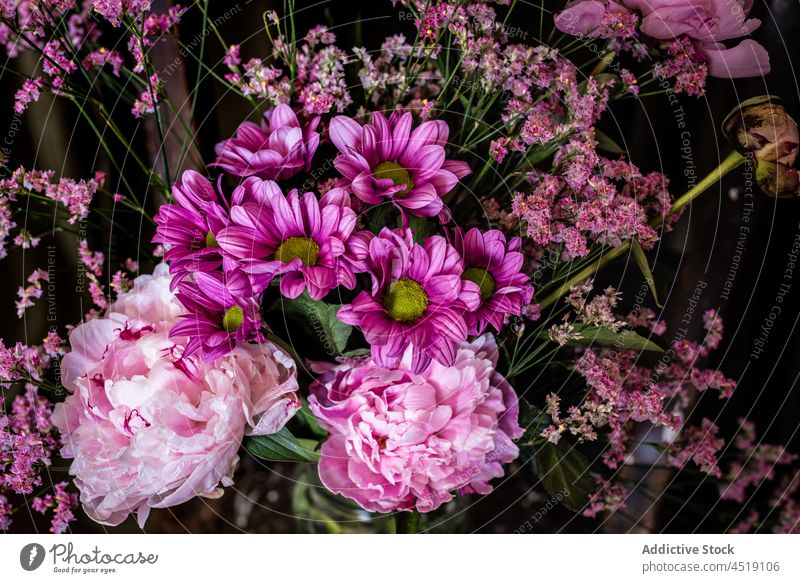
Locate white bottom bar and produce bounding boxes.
[1,534,797,582]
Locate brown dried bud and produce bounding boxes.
[755,160,800,198]
[723,96,799,166]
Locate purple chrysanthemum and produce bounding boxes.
[328,110,471,222]
[455,228,534,335]
[210,104,320,180]
[216,181,368,300]
[152,171,231,277]
[337,228,480,371]
[171,269,264,361]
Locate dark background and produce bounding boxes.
[2,0,799,533]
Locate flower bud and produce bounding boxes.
[755,160,800,198]
[723,96,799,165]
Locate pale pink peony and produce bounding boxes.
[53,264,300,527]
[308,335,522,513]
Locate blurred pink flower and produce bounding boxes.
[554,0,770,78]
[554,1,636,38]
[53,264,300,527]
[627,0,770,78]
[308,335,522,513]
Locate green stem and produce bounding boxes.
[653,150,747,226]
[538,150,747,308]
[538,245,627,309]
[395,510,421,534]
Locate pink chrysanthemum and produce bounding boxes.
[454,228,534,334]
[216,181,368,300]
[329,110,471,222]
[308,335,523,513]
[337,228,479,371]
[210,104,320,180]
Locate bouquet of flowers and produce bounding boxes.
[1,0,798,534]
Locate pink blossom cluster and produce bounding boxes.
[0,166,102,225]
[667,417,725,477]
[1,0,182,117]
[15,268,48,318]
[541,284,735,473]
[32,481,79,533]
[670,417,800,533]
[510,157,674,260]
[1,387,77,533]
[224,23,350,115]
[583,474,629,519]
[719,418,798,505]
[78,239,110,311]
[354,35,441,109]
[0,339,54,386]
[652,37,708,97]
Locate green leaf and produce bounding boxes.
[540,324,663,352]
[527,139,563,166]
[297,397,328,439]
[595,129,624,155]
[519,401,551,444]
[243,428,320,463]
[368,203,392,234]
[631,239,662,308]
[399,213,437,244]
[531,441,594,513]
[281,292,352,354]
[341,348,370,358]
[575,324,663,352]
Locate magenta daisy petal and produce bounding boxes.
[215,181,367,300]
[171,269,264,361]
[454,228,534,335]
[329,110,472,222]
[152,171,232,280]
[210,104,320,180]
[337,228,476,371]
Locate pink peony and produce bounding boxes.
[554,0,770,78]
[308,335,523,513]
[53,264,300,527]
[626,0,770,78]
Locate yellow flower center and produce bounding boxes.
[374,161,414,198]
[462,267,496,301]
[222,305,244,332]
[205,230,220,248]
[383,278,428,322]
[274,236,320,266]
